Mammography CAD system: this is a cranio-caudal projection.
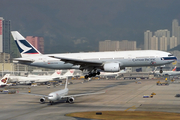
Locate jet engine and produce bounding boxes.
[103,63,120,72]
[68,97,74,103]
[40,97,45,103]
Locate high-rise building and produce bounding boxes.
[170,36,178,49]
[144,30,152,50]
[159,36,167,51]
[150,36,158,50]
[172,19,180,45]
[99,40,119,51]
[99,40,137,51]
[0,17,11,54]
[119,40,136,50]
[26,36,44,53]
[154,29,170,49]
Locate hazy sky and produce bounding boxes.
[1,0,180,53]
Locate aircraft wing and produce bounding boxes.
[17,92,48,98]
[49,56,102,67]
[61,91,106,98]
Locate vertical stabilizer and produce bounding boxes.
[11,31,41,57]
[51,70,62,77]
[63,69,75,77]
[0,74,10,86]
[65,77,68,89]
[172,66,177,71]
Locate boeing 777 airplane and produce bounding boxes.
[18,77,105,105]
[11,31,177,79]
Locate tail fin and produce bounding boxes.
[63,69,75,77]
[172,66,176,71]
[65,77,68,89]
[0,74,10,85]
[11,31,41,57]
[51,70,62,77]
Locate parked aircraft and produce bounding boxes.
[0,74,10,87]
[11,31,177,79]
[18,77,105,104]
[9,69,74,84]
[153,66,180,76]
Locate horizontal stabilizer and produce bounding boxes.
[13,58,34,63]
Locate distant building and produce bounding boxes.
[170,36,178,49]
[99,40,136,51]
[159,36,167,51]
[172,19,180,45]
[26,36,44,54]
[154,29,170,49]
[144,30,152,50]
[0,52,10,63]
[0,17,11,54]
[99,40,119,51]
[119,40,136,51]
[150,36,158,50]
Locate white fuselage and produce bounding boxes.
[14,50,176,70]
[10,75,55,84]
[154,71,180,76]
[48,88,69,102]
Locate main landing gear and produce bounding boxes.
[160,67,163,73]
[84,71,100,79]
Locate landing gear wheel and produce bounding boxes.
[50,101,53,105]
[97,71,100,75]
[160,69,163,73]
[92,73,96,77]
[85,75,89,79]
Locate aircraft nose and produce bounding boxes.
[48,94,55,101]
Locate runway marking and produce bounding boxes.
[124,106,136,111]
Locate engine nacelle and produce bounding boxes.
[40,97,45,103]
[68,97,75,103]
[103,63,120,72]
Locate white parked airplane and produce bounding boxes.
[0,74,10,87]
[153,66,180,76]
[18,77,105,104]
[11,31,177,79]
[9,69,74,84]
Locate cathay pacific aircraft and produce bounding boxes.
[11,31,177,79]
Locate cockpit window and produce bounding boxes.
[168,54,173,56]
[48,95,53,97]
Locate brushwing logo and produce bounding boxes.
[1,78,7,83]
[15,38,39,54]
